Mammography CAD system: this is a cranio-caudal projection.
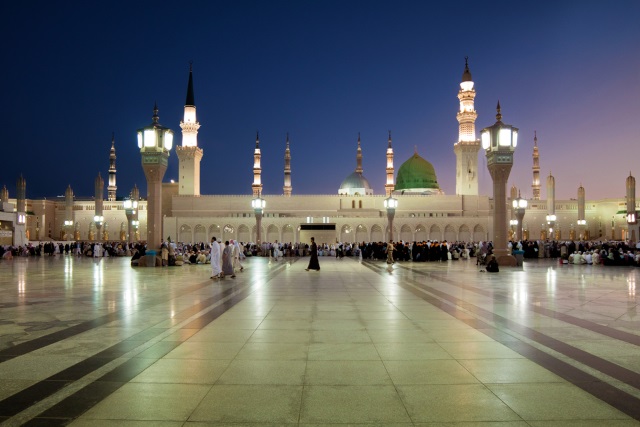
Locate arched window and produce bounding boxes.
[352,200,355,209]
[359,200,363,209]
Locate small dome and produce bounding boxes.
[462,57,472,82]
[339,172,373,195]
[395,152,441,193]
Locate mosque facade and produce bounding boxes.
[1,61,638,248]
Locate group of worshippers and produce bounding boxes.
[210,237,244,279]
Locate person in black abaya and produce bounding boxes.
[305,237,320,271]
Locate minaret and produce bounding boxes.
[252,132,263,197]
[626,173,637,241]
[16,175,26,217]
[65,185,74,236]
[578,184,587,239]
[95,173,104,240]
[15,176,27,246]
[108,134,117,201]
[532,131,540,200]
[547,173,555,216]
[176,62,203,196]
[385,131,395,197]
[283,133,292,197]
[1,185,8,204]
[356,133,363,174]
[510,185,518,218]
[454,57,481,196]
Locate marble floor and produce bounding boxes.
[0,254,640,426]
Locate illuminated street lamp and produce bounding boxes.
[512,191,527,241]
[546,214,556,237]
[123,197,139,243]
[481,102,518,266]
[252,197,265,245]
[138,103,173,250]
[384,196,398,242]
[93,215,104,241]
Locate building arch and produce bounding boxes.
[264,224,278,243]
[238,224,251,243]
[473,224,485,242]
[355,224,368,243]
[415,224,427,242]
[458,224,471,242]
[208,224,221,242]
[429,224,441,241]
[282,224,295,244]
[120,222,127,241]
[371,224,383,242]
[179,224,192,243]
[194,224,207,244]
[340,224,352,242]
[444,224,456,242]
[400,224,412,242]
[223,224,235,242]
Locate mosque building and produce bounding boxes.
[0,60,638,248]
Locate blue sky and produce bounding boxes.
[2,0,639,201]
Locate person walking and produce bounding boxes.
[210,237,222,279]
[222,240,235,278]
[386,240,395,264]
[305,237,320,271]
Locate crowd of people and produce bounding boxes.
[3,237,640,270]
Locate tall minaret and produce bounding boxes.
[532,131,540,200]
[15,176,27,246]
[454,57,481,196]
[65,185,74,236]
[252,132,263,197]
[283,133,292,197]
[176,62,203,196]
[16,175,26,217]
[95,173,104,217]
[108,134,117,201]
[626,173,637,241]
[356,133,363,174]
[385,131,395,197]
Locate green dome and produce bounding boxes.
[395,152,440,192]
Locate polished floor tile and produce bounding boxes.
[2,256,640,425]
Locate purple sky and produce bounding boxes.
[2,1,639,201]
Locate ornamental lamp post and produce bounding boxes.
[481,101,518,266]
[93,215,104,241]
[123,198,138,243]
[512,191,527,242]
[252,197,265,245]
[546,214,557,239]
[138,103,173,252]
[509,219,518,241]
[384,196,398,242]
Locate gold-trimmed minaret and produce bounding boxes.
[252,132,263,197]
[283,133,292,197]
[385,131,395,197]
[532,131,540,200]
[176,62,203,196]
[454,57,480,196]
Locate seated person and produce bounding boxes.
[196,251,207,264]
[584,251,593,265]
[486,255,499,272]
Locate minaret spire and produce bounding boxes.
[356,133,363,174]
[532,131,540,200]
[107,133,117,201]
[283,133,292,197]
[252,131,263,197]
[385,130,395,196]
[177,62,203,195]
[454,56,481,196]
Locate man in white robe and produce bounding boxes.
[210,237,222,279]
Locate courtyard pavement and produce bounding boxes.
[0,254,639,426]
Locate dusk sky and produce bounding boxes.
[2,1,639,202]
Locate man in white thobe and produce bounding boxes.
[210,237,222,279]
